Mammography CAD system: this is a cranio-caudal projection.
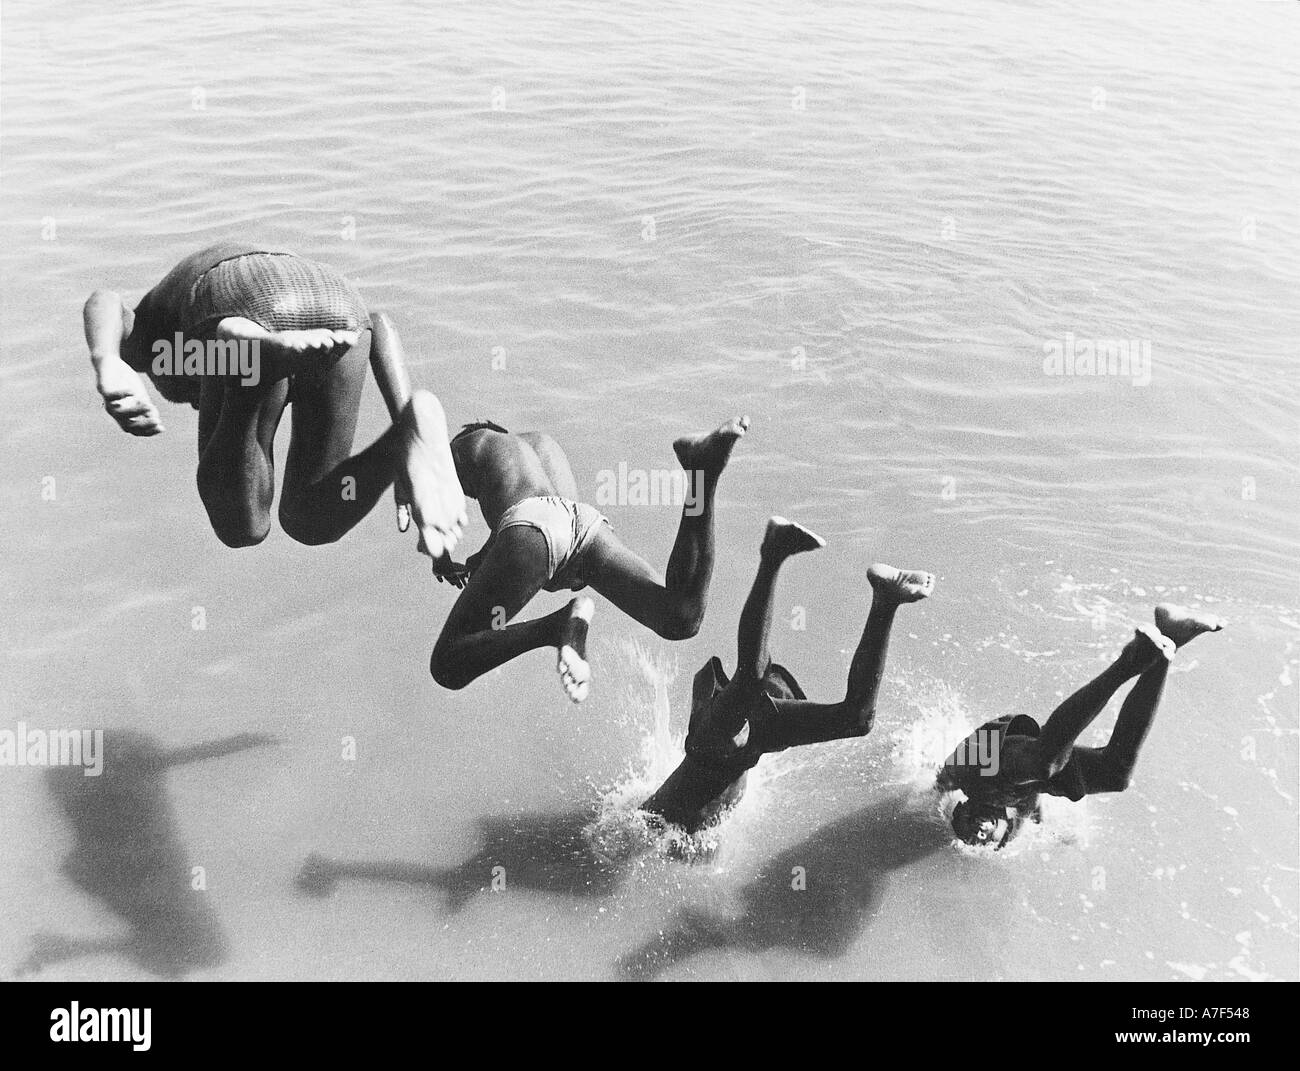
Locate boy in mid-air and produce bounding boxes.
[428,416,750,702]
[83,242,466,563]
[937,605,1224,848]
[640,517,935,832]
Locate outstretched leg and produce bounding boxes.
[585,416,749,639]
[276,323,466,559]
[770,564,934,746]
[641,560,933,832]
[1074,604,1226,791]
[687,517,826,753]
[369,312,416,533]
[196,373,290,547]
[1035,624,1172,771]
[428,525,596,702]
[737,517,826,682]
[275,332,396,543]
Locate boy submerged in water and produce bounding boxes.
[640,517,935,832]
[937,605,1225,849]
[83,243,467,562]
[428,416,750,702]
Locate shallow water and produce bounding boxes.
[1,0,1296,980]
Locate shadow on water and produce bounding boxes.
[618,788,953,980]
[296,808,630,911]
[16,729,275,980]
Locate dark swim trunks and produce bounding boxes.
[640,657,808,832]
[683,656,808,773]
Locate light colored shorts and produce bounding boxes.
[497,495,610,592]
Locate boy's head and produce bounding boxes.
[950,797,1023,849]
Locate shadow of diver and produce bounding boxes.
[296,807,631,911]
[17,729,276,980]
[618,788,950,980]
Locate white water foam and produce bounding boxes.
[584,639,785,865]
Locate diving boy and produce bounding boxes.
[428,416,750,702]
[83,242,467,562]
[937,605,1224,848]
[641,516,935,831]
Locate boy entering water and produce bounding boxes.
[428,416,750,702]
[641,517,934,832]
[83,243,466,562]
[937,605,1225,849]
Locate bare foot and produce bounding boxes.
[267,328,359,355]
[1122,624,1176,670]
[761,516,826,559]
[557,597,594,703]
[673,415,750,480]
[867,563,935,604]
[1155,603,1225,649]
[229,319,361,374]
[398,391,468,566]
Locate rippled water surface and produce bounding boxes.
[1,0,1297,980]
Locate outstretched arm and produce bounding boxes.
[84,290,164,436]
[368,311,412,421]
[84,289,131,363]
[369,311,417,535]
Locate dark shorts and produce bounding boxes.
[939,713,1100,807]
[640,657,813,833]
[1041,745,1102,802]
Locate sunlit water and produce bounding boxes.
[1,0,1296,980]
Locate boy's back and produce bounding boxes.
[451,426,579,529]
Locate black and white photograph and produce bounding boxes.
[0,0,1296,1023]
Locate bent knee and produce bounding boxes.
[1093,768,1133,793]
[429,650,469,691]
[278,504,342,547]
[203,498,271,548]
[213,522,270,549]
[656,610,703,642]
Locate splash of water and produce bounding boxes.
[584,639,759,864]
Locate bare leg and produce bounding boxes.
[1035,625,1172,768]
[1070,605,1224,791]
[203,313,464,558]
[690,517,825,751]
[277,334,402,544]
[368,312,415,530]
[277,332,466,558]
[769,564,934,745]
[1074,659,1169,790]
[429,526,595,701]
[664,416,750,598]
[196,373,289,547]
[368,312,412,419]
[737,518,826,682]
[586,416,748,640]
